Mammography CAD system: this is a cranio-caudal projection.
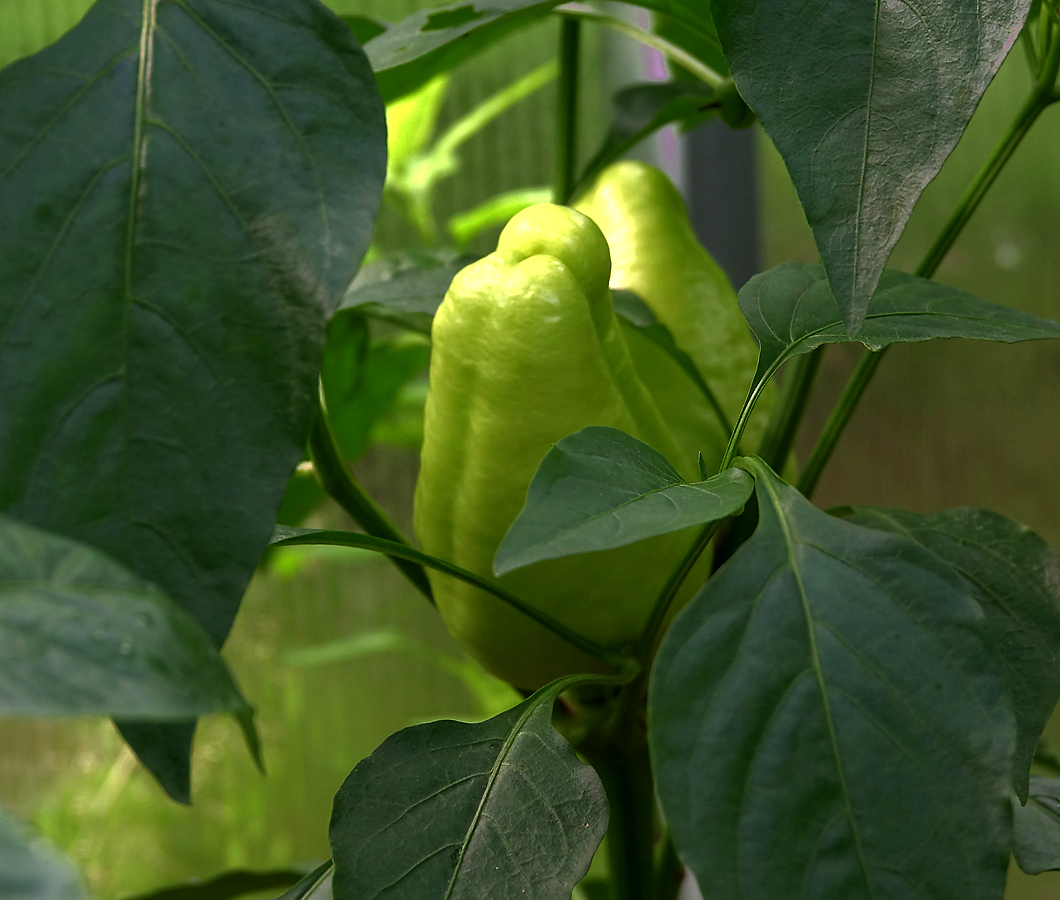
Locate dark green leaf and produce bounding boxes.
[576,82,720,196]
[650,457,1015,900]
[124,868,312,900]
[0,0,385,794]
[339,248,477,334]
[272,863,333,900]
[493,426,752,575]
[0,807,87,900]
[712,0,1031,332]
[740,262,1060,399]
[341,15,387,45]
[848,506,1060,803]
[329,679,608,900]
[0,515,249,720]
[1013,777,1060,874]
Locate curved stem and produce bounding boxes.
[756,345,826,472]
[307,387,434,602]
[553,17,581,204]
[796,349,884,498]
[588,739,656,900]
[635,519,722,661]
[797,63,1058,499]
[271,528,629,669]
[556,4,727,91]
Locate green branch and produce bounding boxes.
[271,528,630,670]
[797,40,1060,499]
[553,17,581,204]
[307,386,434,602]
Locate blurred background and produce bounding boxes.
[3,1,1060,898]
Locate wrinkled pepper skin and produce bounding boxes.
[575,161,775,468]
[414,204,711,689]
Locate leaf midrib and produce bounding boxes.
[758,472,876,899]
[443,700,540,898]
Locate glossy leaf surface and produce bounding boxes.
[740,262,1060,400]
[0,807,87,900]
[494,426,752,575]
[650,458,1015,900]
[0,514,248,718]
[849,506,1060,802]
[712,0,1031,331]
[329,680,607,900]
[0,0,385,792]
[1013,777,1060,874]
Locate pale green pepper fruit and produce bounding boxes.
[414,203,713,689]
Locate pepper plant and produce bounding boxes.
[5,1,1060,899]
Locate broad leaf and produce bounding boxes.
[0,806,88,900]
[329,678,608,900]
[712,0,1031,332]
[339,248,477,334]
[274,863,334,900]
[740,262,1060,401]
[0,0,385,795]
[0,514,249,719]
[494,426,752,575]
[650,458,1015,900]
[848,506,1060,803]
[1013,777,1060,874]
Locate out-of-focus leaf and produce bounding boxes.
[576,82,719,197]
[322,325,430,463]
[0,515,250,721]
[0,807,88,900]
[340,14,387,45]
[448,187,551,247]
[339,248,477,333]
[123,868,313,900]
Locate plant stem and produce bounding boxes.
[756,345,825,472]
[272,529,633,670]
[307,389,434,602]
[587,733,656,900]
[797,60,1059,499]
[654,827,685,900]
[553,17,581,204]
[636,520,721,661]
